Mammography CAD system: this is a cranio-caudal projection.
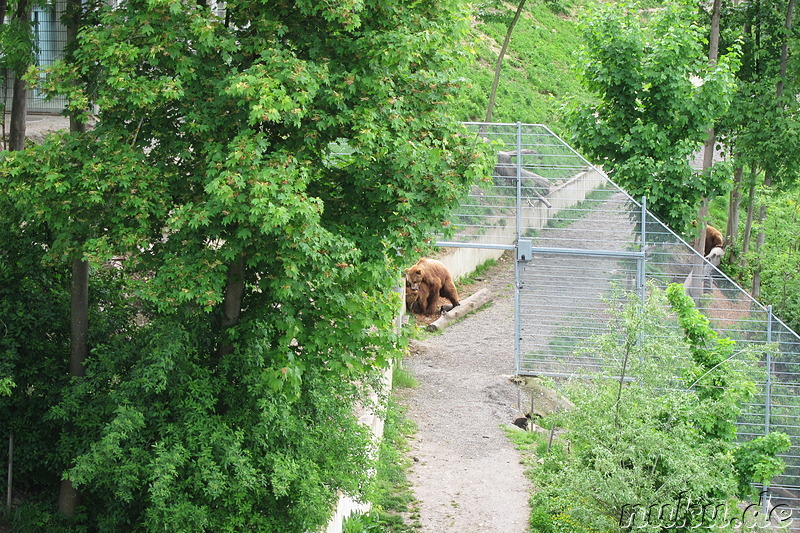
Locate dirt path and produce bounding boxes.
[397,191,639,532]
[398,254,532,532]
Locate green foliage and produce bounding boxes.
[343,397,421,533]
[527,285,787,531]
[566,0,738,230]
[452,0,594,132]
[0,9,36,75]
[740,190,800,332]
[0,214,72,495]
[717,0,800,186]
[1,0,491,530]
[733,432,792,498]
[665,283,757,441]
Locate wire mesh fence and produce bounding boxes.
[3,4,68,114]
[441,122,800,518]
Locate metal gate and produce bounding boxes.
[437,122,648,376]
[440,122,800,515]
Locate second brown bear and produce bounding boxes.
[704,224,724,257]
[405,257,460,316]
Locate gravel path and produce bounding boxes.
[398,253,532,532]
[398,191,637,532]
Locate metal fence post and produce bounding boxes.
[766,305,773,436]
[514,122,523,376]
[639,197,647,307]
[763,305,773,515]
[516,121,523,243]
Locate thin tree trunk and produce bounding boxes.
[726,165,743,246]
[68,259,89,378]
[65,0,87,135]
[751,0,793,298]
[752,193,768,298]
[695,0,721,257]
[57,258,88,517]
[741,177,756,267]
[688,0,722,300]
[216,254,246,359]
[57,0,88,516]
[484,0,527,125]
[8,0,31,152]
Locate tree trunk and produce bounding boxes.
[57,1,88,516]
[751,0,793,297]
[57,258,88,517]
[776,0,795,98]
[484,0,527,125]
[694,0,721,258]
[65,0,87,134]
[751,173,773,298]
[68,259,89,378]
[8,0,31,151]
[741,176,756,267]
[216,254,246,359]
[726,165,743,246]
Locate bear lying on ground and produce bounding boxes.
[405,258,460,316]
[704,224,724,257]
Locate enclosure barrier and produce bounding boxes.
[435,122,800,520]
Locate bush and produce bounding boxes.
[528,284,789,532]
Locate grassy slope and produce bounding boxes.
[452,0,593,136]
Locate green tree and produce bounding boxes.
[716,0,799,296]
[0,0,490,530]
[566,0,738,231]
[1,0,34,151]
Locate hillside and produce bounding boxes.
[453,0,593,135]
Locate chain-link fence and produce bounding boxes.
[440,122,800,517]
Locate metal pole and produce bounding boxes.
[766,305,773,435]
[639,197,647,307]
[516,121,523,244]
[514,122,523,376]
[763,305,773,516]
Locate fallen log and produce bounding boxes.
[426,288,494,332]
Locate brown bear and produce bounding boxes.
[704,224,724,257]
[405,257,460,316]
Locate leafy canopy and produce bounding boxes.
[567,0,739,230]
[0,0,491,530]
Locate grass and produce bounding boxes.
[457,257,499,287]
[343,357,421,533]
[453,0,594,133]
